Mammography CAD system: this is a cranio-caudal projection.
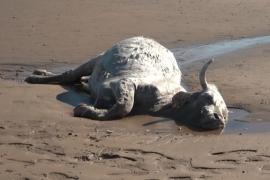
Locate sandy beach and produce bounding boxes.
[1,0,270,179]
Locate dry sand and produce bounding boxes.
[1,0,270,179]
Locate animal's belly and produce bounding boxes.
[134,83,179,108]
[88,80,115,106]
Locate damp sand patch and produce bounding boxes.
[1,36,270,135]
[0,62,77,82]
[2,35,270,81]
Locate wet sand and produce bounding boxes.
[1,0,270,179]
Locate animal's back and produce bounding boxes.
[90,37,182,99]
[102,37,180,79]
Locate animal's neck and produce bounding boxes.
[151,102,179,118]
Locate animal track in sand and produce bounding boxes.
[74,147,188,176]
[0,142,34,147]
[0,142,66,157]
[6,158,35,166]
[189,159,235,171]
[123,148,176,160]
[211,148,270,175]
[75,147,270,177]
[100,153,137,162]
[49,172,79,180]
[211,149,257,155]
[215,159,241,165]
[169,176,192,180]
[35,145,66,156]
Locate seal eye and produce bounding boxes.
[206,96,214,104]
[214,113,220,120]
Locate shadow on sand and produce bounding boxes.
[56,85,93,107]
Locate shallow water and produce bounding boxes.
[224,109,270,134]
[171,35,270,64]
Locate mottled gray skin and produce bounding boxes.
[26,37,228,130]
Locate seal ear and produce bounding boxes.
[172,91,192,109]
